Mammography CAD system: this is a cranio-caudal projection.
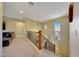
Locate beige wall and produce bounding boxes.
[41,16,69,56]
[25,19,42,32]
[3,17,42,37]
[0,3,2,56]
[3,17,26,37]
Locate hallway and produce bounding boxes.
[3,37,57,57]
[2,2,70,57]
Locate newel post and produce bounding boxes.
[38,30,42,50]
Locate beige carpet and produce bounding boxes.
[3,37,57,57]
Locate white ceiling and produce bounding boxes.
[3,2,70,22]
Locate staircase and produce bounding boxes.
[37,49,58,57]
[27,31,57,56]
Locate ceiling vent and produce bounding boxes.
[28,2,34,6]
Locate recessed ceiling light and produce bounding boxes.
[20,10,23,14]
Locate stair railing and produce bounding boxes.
[27,30,55,53]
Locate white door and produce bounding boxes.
[16,22,25,37]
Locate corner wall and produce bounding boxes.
[3,17,26,38]
[42,16,69,56]
[25,19,42,32]
[3,17,43,38]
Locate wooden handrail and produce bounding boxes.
[41,35,54,45]
[41,34,55,52]
[41,35,48,40]
[27,30,55,52]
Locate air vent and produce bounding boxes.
[28,2,34,6]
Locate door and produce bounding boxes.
[16,21,25,37]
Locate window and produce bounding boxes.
[54,21,61,40]
[55,21,61,31]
